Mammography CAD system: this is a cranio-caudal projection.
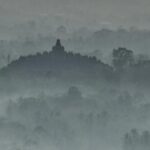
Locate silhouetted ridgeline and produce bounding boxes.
[0,39,113,81]
[1,39,150,85]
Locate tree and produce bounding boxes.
[123,129,150,150]
[141,130,150,146]
[112,47,134,71]
[67,86,82,99]
[123,133,132,150]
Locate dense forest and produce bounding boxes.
[0,39,150,150]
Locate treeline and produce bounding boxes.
[123,129,150,150]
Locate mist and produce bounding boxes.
[0,38,149,150]
[0,0,150,149]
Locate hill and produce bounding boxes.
[0,39,113,81]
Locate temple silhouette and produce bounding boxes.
[0,39,113,80]
[52,39,65,53]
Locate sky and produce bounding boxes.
[0,0,150,30]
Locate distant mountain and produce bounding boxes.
[0,39,113,81]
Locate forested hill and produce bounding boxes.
[0,39,113,80]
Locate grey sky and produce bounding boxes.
[0,0,150,29]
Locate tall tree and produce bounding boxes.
[112,47,134,71]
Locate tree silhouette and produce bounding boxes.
[112,47,134,71]
[67,86,82,99]
[123,129,150,150]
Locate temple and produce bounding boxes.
[52,39,65,53]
